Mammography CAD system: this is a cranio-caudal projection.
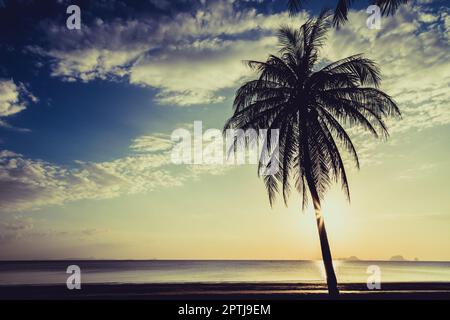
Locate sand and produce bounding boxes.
[1,282,450,300]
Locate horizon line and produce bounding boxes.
[1,258,449,263]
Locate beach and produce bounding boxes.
[2,282,450,300]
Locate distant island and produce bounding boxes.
[343,256,361,261]
[390,255,407,261]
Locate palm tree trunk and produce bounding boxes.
[312,196,340,296]
[306,179,339,296]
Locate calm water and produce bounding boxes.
[0,260,450,285]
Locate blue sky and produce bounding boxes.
[0,0,450,260]
[0,0,381,164]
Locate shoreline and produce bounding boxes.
[1,282,450,300]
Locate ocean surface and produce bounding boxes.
[1,260,450,285]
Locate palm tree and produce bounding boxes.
[287,0,410,27]
[224,11,400,296]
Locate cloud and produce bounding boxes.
[0,130,230,213]
[323,4,450,135]
[129,36,278,105]
[313,3,450,166]
[0,214,112,245]
[0,79,37,131]
[30,1,307,105]
[0,119,31,133]
[0,79,37,115]
[0,217,33,232]
[81,228,109,237]
[28,0,449,137]
[0,216,34,244]
[0,80,27,117]
[130,133,174,153]
[0,148,179,213]
[396,163,437,181]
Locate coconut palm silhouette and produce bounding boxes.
[287,0,409,27]
[224,11,400,296]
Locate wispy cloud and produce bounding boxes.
[396,162,437,180]
[0,119,31,133]
[0,214,112,245]
[0,130,229,213]
[130,133,174,153]
[0,216,34,244]
[0,148,177,213]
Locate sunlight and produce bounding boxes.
[315,259,342,280]
[320,190,352,242]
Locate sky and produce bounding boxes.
[0,0,449,261]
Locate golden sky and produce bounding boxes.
[0,1,449,261]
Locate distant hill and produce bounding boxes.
[390,255,407,261]
[343,256,361,261]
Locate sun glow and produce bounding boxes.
[315,259,342,280]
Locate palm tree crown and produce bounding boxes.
[224,11,401,208]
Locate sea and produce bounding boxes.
[1,260,450,285]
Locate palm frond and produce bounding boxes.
[319,54,381,87]
[332,0,353,28]
[287,0,305,16]
[373,0,409,16]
